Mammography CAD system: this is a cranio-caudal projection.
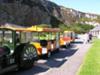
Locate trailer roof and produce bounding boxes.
[0,25,27,31]
[0,25,60,32]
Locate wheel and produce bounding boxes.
[15,44,38,69]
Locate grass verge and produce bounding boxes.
[77,39,100,75]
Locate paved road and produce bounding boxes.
[4,42,91,75]
[45,43,91,75]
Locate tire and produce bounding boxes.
[15,44,38,69]
[3,46,10,55]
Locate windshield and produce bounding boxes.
[64,32,71,37]
[39,32,49,40]
[38,32,56,40]
[0,30,14,50]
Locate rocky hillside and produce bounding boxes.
[0,0,100,27]
[59,6,100,26]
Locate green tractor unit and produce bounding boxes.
[0,27,38,74]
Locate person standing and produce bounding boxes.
[88,33,92,43]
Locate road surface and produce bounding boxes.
[4,42,91,75]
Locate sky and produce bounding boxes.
[50,0,100,14]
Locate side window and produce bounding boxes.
[4,31,13,44]
[32,32,39,42]
[39,32,48,40]
[3,30,14,51]
[55,32,60,48]
[20,32,27,43]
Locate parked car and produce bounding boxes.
[75,34,84,43]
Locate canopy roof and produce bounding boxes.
[64,30,74,33]
[0,25,60,32]
[0,25,27,31]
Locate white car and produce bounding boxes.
[75,34,84,43]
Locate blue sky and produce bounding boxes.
[50,0,100,14]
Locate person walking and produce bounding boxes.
[88,33,92,43]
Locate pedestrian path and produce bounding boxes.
[43,43,92,75]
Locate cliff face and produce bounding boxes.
[0,0,100,27]
[0,0,51,26]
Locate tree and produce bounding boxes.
[58,23,94,33]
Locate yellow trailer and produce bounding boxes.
[60,30,75,47]
[25,26,60,58]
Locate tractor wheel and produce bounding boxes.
[18,44,38,69]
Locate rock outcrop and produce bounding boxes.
[0,0,100,27]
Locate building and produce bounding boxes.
[90,25,100,38]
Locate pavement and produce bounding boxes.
[42,43,92,75]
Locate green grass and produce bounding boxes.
[77,39,100,75]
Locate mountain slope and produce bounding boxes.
[0,0,100,27]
